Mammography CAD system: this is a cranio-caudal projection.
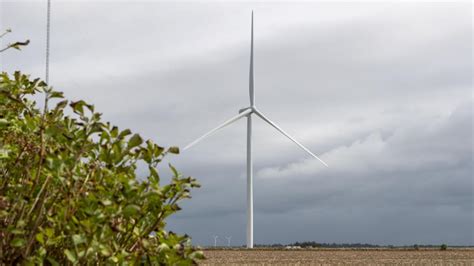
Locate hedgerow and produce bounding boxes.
[0,71,202,264]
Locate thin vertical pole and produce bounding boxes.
[246,114,253,248]
[45,0,51,85]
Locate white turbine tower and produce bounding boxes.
[184,11,328,249]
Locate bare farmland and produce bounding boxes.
[201,248,474,265]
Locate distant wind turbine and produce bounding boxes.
[213,235,218,247]
[225,236,232,247]
[184,11,328,249]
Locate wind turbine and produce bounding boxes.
[184,11,328,249]
[225,236,232,247]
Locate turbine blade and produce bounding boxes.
[183,108,252,150]
[254,109,328,167]
[249,11,255,106]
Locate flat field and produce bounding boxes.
[201,248,474,265]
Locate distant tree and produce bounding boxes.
[440,244,448,251]
[284,241,379,248]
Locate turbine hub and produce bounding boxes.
[239,107,254,114]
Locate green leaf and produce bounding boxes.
[128,134,143,149]
[9,40,29,51]
[0,149,9,159]
[11,238,26,247]
[38,246,47,256]
[118,129,132,139]
[17,220,26,228]
[10,229,24,235]
[70,100,93,115]
[70,100,86,115]
[169,164,179,177]
[168,146,179,154]
[141,239,150,248]
[154,145,165,157]
[36,233,45,244]
[54,100,68,110]
[49,91,64,99]
[72,234,86,245]
[89,123,103,134]
[101,199,112,206]
[122,204,140,218]
[46,257,60,266]
[149,166,159,182]
[14,71,21,81]
[64,249,77,263]
[44,228,54,238]
[77,249,85,258]
[110,126,119,138]
[99,245,112,257]
[191,250,205,260]
[0,118,9,128]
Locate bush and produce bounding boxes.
[440,244,447,251]
[0,72,203,264]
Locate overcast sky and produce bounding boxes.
[1,1,472,246]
